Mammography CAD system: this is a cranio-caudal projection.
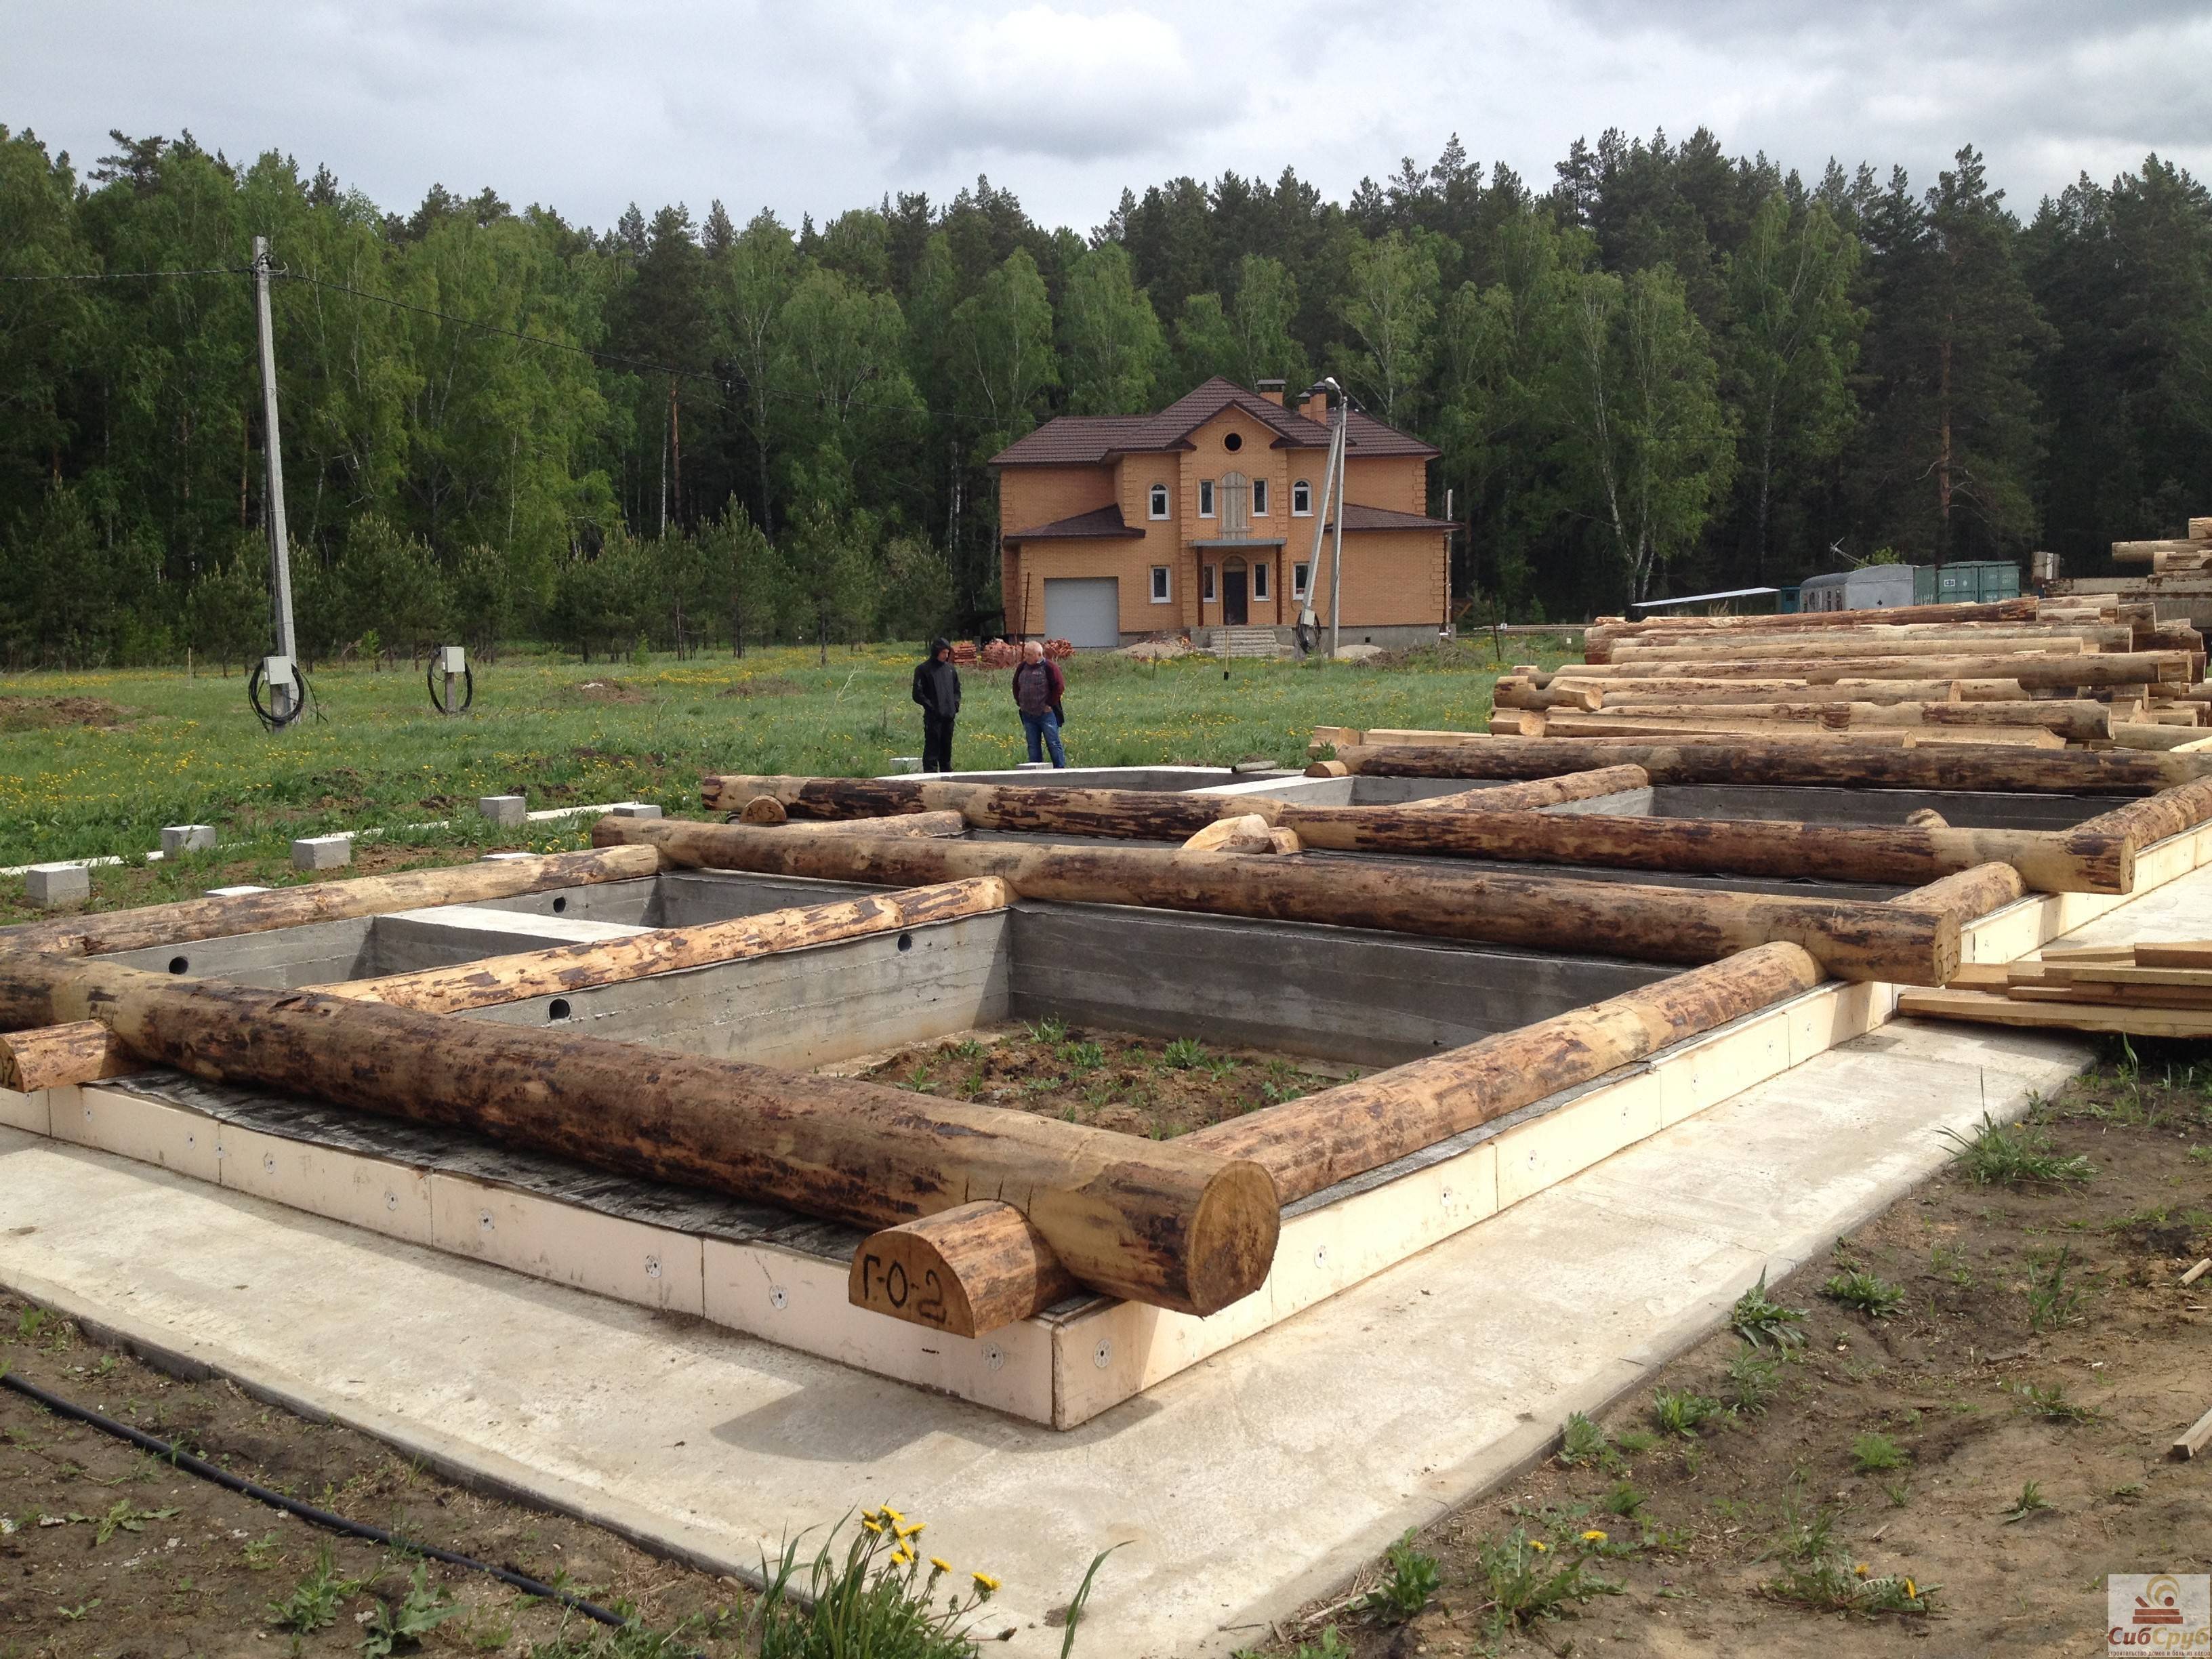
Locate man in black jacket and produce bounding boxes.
[911,637,961,773]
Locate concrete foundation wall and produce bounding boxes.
[1649,785,2108,830]
[102,918,378,987]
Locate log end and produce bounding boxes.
[848,1202,1071,1336]
[1305,760,1351,779]
[1185,1158,1283,1317]
[739,796,789,825]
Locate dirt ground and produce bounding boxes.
[0,1293,756,1657]
[1250,1048,2212,1658]
[0,697,138,732]
[850,1020,1351,1137]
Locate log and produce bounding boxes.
[678,774,2123,895]
[1589,678,2028,705]
[786,810,968,838]
[1181,815,1278,853]
[1515,713,2064,747]
[1560,653,2189,687]
[851,1202,1078,1332]
[2192,518,2212,543]
[1904,808,1950,830]
[596,816,1961,983]
[1305,760,1351,778]
[0,879,1015,1090]
[1899,862,2028,922]
[2069,778,2212,852]
[2113,539,2209,563]
[739,796,788,824]
[1608,634,2087,663]
[0,955,1279,1317]
[855,941,1828,1333]
[2112,722,2212,751]
[1586,598,2039,639]
[1491,677,1603,712]
[1330,737,2212,794]
[0,846,662,959]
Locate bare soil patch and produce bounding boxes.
[716,676,803,699]
[1248,1051,2212,1658]
[848,1021,1349,1138]
[0,696,137,731]
[572,678,644,703]
[0,1293,754,1656]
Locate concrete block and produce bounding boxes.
[159,824,217,856]
[205,884,271,898]
[611,802,663,819]
[888,756,922,774]
[1016,761,1056,771]
[291,834,353,872]
[24,863,89,907]
[480,851,534,862]
[477,795,527,828]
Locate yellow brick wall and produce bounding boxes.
[1311,530,1448,628]
[998,466,1118,535]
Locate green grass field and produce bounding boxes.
[0,637,1574,918]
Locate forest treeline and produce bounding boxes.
[1,121,2209,670]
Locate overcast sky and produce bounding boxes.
[5,1,2208,235]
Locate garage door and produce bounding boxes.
[1043,577,1120,649]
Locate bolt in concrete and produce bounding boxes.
[477,796,527,828]
[291,834,353,872]
[24,863,90,907]
[160,825,218,855]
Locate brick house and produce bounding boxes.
[989,377,1456,651]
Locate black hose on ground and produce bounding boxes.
[0,1366,630,1629]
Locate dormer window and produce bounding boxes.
[1148,483,1169,520]
[1199,479,1215,518]
[1292,479,1312,516]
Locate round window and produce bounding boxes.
[1223,431,1244,452]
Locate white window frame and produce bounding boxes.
[1202,563,1217,603]
[1149,565,1170,603]
[1252,478,1269,516]
[1292,479,1312,516]
[1253,561,1270,600]
[1292,560,1310,599]
[1148,483,1169,520]
[1198,478,1215,518]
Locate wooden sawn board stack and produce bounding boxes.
[1899,940,2212,1036]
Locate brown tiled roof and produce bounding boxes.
[989,377,1439,466]
[1001,502,1143,544]
[1324,502,1458,533]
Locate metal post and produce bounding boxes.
[252,235,299,724]
[1326,398,1347,661]
[1298,379,1341,657]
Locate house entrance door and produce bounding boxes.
[1223,558,1248,626]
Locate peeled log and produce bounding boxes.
[852,1202,1078,1332]
[1586,598,2037,640]
[596,816,1961,984]
[0,955,1278,1317]
[1329,738,2212,795]
[1608,634,2087,663]
[0,880,1013,1090]
[856,942,1829,1334]
[0,846,661,959]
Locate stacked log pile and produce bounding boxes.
[1480,595,2212,752]
[2112,517,2212,575]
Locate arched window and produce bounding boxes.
[1148,483,1169,520]
[1292,478,1313,516]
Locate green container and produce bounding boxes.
[1911,562,2021,604]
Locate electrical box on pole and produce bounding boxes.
[252,234,302,727]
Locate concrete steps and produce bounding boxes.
[1211,627,1286,660]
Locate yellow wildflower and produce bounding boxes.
[929,1557,952,1575]
[1580,1530,1607,1544]
[892,1546,914,1567]
[1854,1562,1868,1577]
[898,1520,926,1540]
[1530,1540,1548,1554]
[1904,1579,1918,1599]
[972,1570,1002,1596]
[861,1519,884,1535]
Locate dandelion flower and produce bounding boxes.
[929,1557,951,1575]
[1904,1579,1918,1599]
[882,1505,907,1524]
[1580,1530,1607,1543]
[972,1570,1002,1596]
[1854,1562,1868,1577]
[892,1547,914,1567]
[1530,1540,1548,1554]
[898,1521,926,1539]
[861,1519,884,1535]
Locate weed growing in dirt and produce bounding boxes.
[1601,1481,1647,1517]
[1725,1349,1782,1416]
[1850,1433,1908,1473]
[360,1563,459,1657]
[1469,1528,1622,1637]
[1765,1557,1935,1616]
[1730,1270,1808,1349]
[266,1543,369,1634]
[1824,1269,1905,1319]
[1558,1412,1608,1467]
[1942,1113,2096,1187]
[1651,1389,1725,1438]
[2009,1381,2102,1423]
[1931,1242,1975,1286]
[1882,1477,1912,1508]
[1023,1019,1067,1046]
[241,1532,284,1570]
[1765,1490,1839,1564]
[89,1498,177,1544]
[1275,1631,1350,1659]
[2001,1481,2050,1522]
[1358,1530,1441,1622]
[1160,1037,1206,1070]
[1613,1428,1658,1455]
[1061,1040,1104,1073]
[2026,1246,2087,1332]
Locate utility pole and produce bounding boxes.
[1326,391,1348,660]
[1298,377,1344,659]
[251,235,300,724]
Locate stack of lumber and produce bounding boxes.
[1899,940,2212,1036]
[1489,594,2212,751]
[2112,518,2212,575]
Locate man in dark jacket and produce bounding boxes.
[1012,640,1067,767]
[911,638,961,773]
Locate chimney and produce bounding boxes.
[1256,377,1286,407]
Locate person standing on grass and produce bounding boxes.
[912,636,961,773]
[1012,640,1067,768]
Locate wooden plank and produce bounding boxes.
[2171,1404,2212,1460]
[1896,986,2212,1037]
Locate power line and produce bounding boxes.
[0,265,249,282]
